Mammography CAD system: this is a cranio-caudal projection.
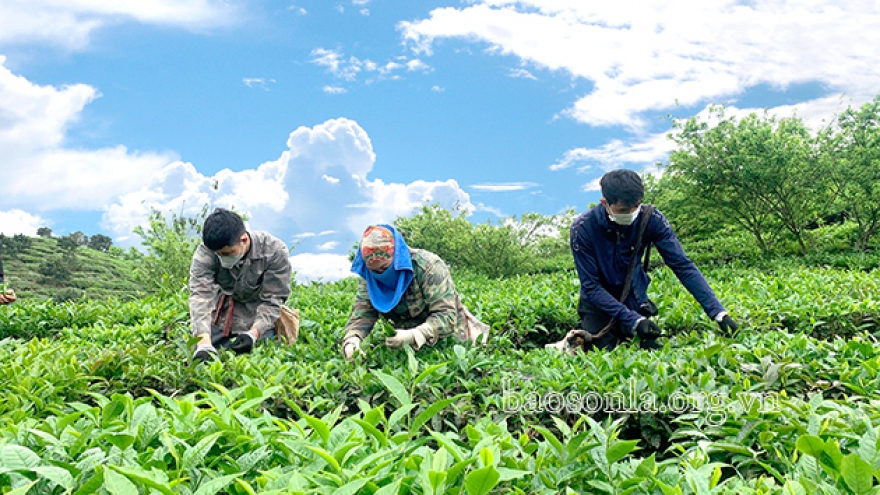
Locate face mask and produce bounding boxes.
[607,206,640,226]
[218,252,244,268]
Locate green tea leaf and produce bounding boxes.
[372,370,412,407]
[465,465,500,495]
[841,453,873,495]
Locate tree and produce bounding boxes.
[0,234,31,259]
[88,233,113,252]
[822,95,880,250]
[37,227,53,238]
[57,235,79,252]
[37,254,78,284]
[133,207,207,293]
[668,107,831,255]
[69,231,89,247]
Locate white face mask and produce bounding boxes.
[218,252,244,268]
[607,206,640,226]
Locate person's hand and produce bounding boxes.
[229,330,258,354]
[0,289,16,305]
[634,318,662,339]
[716,312,738,335]
[385,328,427,350]
[342,336,364,360]
[193,344,217,362]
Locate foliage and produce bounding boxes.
[87,233,113,253]
[36,227,52,238]
[0,234,32,259]
[395,204,571,278]
[0,236,142,300]
[36,254,77,285]
[2,258,880,492]
[133,207,207,294]
[822,95,880,250]
[667,106,831,255]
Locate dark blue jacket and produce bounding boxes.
[570,204,725,330]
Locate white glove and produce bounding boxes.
[385,328,427,350]
[342,336,364,360]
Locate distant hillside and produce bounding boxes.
[2,236,146,301]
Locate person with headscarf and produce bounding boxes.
[341,224,489,359]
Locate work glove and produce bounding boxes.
[634,318,662,340]
[385,328,428,350]
[193,344,217,362]
[342,336,364,360]
[228,331,256,354]
[715,312,738,335]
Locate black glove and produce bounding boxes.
[635,318,662,339]
[717,314,738,335]
[193,345,217,363]
[228,332,256,354]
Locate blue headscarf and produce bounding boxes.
[350,224,414,313]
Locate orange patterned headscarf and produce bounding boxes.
[360,225,394,272]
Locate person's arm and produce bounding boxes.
[651,211,726,319]
[571,221,643,330]
[250,246,292,338]
[343,279,379,341]
[189,245,219,340]
[405,257,457,346]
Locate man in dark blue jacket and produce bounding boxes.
[568,169,737,350]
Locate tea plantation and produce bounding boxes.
[1,260,880,494]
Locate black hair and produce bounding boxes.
[202,208,246,251]
[600,169,644,207]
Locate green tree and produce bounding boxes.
[37,254,78,284]
[36,227,52,238]
[69,231,89,247]
[133,207,206,293]
[87,233,113,252]
[822,95,880,250]
[668,107,830,255]
[57,235,80,252]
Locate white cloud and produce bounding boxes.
[0,57,175,211]
[360,9,370,16]
[471,182,538,192]
[288,6,307,15]
[322,85,347,94]
[0,0,237,50]
[289,253,354,284]
[508,68,536,80]
[0,209,48,235]
[406,59,430,72]
[335,5,344,14]
[400,1,880,130]
[311,48,432,84]
[352,0,371,5]
[431,85,444,92]
[474,203,505,217]
[103,119,476,283]
[243,78,274,90]
[551,132,674,172]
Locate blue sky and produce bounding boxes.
[1,1,878,281]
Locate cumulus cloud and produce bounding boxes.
[102,118,474,281]
[0,0,237,50]
[0,209,48,235]
[400,1,880,130]
[0,57,175,211]
[323,85,347,94]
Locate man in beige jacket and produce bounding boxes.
[189,208,291,361]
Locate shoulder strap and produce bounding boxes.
[618,204,655,303]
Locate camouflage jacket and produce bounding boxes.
[343,248,471,345]
[189,231,291,338]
